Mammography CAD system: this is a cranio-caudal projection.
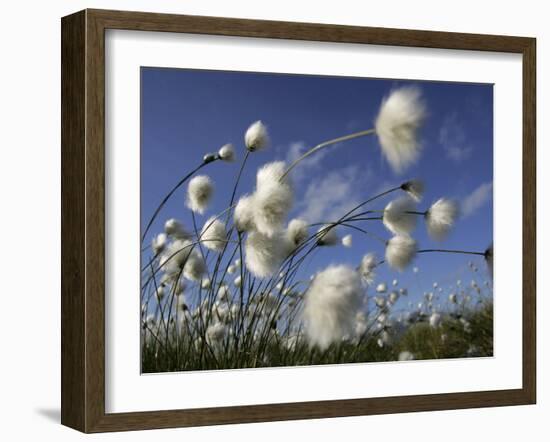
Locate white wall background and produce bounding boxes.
[0,0,546,439]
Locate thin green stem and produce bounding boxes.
[280,128,375,180]
[418,249,486,256]
[141,161,211,244]
[376,248,486,267]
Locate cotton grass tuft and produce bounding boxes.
[303,264,363,350]
[200,216,227,252]
[244,231,287,278]
[375,87,426,173]
[426,198,459,241]
[385,235,417,271]
[383,196,418,235]
[218,143,235,162]
[253,161,294,237]
[186,175,214,215]
[245,120,269,152]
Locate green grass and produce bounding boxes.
[141,301,493,373]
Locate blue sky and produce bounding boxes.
[141,67,493,310]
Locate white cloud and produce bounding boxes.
[461,181,493,217]
[295,165,371,223]
[439,113,473,162]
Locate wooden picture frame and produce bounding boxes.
[61,8,536,433]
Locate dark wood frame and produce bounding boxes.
[61,8,536,433]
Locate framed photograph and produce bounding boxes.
[61,9,536,433]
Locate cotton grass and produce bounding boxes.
[186,175,214,215]
[245,120,269,152]
[244,230,287,278]
[383,196,418,235]
[360,253,378,285]
[401,179,424,202]
[152,233,167,255]
[253,161,294,237]
[375,87,426,173]
[141,84,493,373]
[164,218,190,240]
[342,234,353,248]
[316,224,339,246]
[233,194,256,232]
[385,235,417,271]
[286,218,309,250]
[200,217,227,252]
[303,265,363,350]
[426,198,459,241]
[218,143,235,162]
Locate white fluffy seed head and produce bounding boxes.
[217,284,230,302]
[360,253,378,285]
[245,231,287,278]
[342,234,353,248]
[205,322,226,347]
[429,312,442,328]
[374,296,387,309]
[159,238,205,282]
[186,175,214,215]
[316,224,339,246]
[164,218,191,240]
[244,120,269,152]
[377,330,392,348]
[386,235,417,271]
[227,264,237,274]
[233,194,256,232]
[200,216,227,252]
[152,233,167,255]
[426,198,459,241]
[286,218,309,250]
[256,160,287,188]
[303,265,363,350]
[383,196,418,235]
[234,275,242,288]
[376,282,387,293]
[401,179,425,202]
[398,351,414,361]
[201,278,211,290]
[183,251,206,282]
[213,302,229,322]
[374,87,426,173]
[253,162,294,237]
[218,143,235,162]
[159,239,193,276]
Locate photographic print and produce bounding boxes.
[140,68,494,374]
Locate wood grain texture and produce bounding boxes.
[522,38,536,403]
[60,8,537,433]
[61,10,86,431]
